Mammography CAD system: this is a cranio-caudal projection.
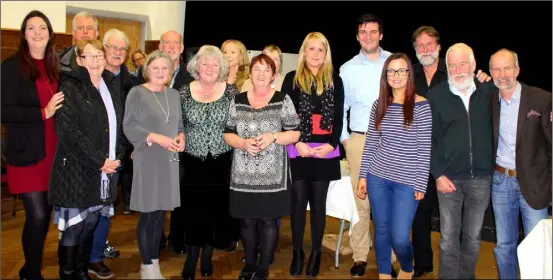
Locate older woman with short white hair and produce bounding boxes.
[123,50,185,279]
[177,45,240,280]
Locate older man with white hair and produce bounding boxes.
[426,43,496,279]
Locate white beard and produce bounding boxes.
[416,50,439,66]
[448,73,474,91]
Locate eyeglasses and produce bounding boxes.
[386,69,409,76]
[79,54,105,61]
[105,44,128,53]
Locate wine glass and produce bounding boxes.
[170,137,181,162]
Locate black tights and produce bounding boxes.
[291,180,330,252]
[19,191,52,278]
[137,211,165,265]
[241,218,279,277]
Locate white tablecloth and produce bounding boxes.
[518,218,552,279]
[306,175,360,235]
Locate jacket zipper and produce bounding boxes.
[466,95,474,178]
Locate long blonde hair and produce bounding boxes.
[221,39,250,90]
[293,32,334,95]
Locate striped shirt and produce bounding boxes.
[359,100,432,193]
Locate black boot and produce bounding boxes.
[305,250,321,278]
[181,246,200,280]
[289,249,304,276]
[76,236,93,280]
[239,264,257,280]
[58,245,79,280]
[200,245,213,276]
[19,265,45,280]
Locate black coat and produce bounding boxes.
[48,67,126,208]
[1,55,50,166]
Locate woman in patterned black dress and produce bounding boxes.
[178,45,240,280]
[224,54,301,280]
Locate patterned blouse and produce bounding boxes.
[179,83,239,160]
[224,91,300,193]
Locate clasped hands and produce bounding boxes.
[356,178,425,201]
[295,142,334,158]
[243,133,275,156]
[100,159,120,174]
[148,132,185,153]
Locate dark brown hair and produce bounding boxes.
[357,13,383,35]
[375,53,416,131]
[249,53,276,76]
[18,10,59,82]
[411,26,441,49]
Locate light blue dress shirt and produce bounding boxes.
[496,82,522,170]
[98,78,117,200]
[339,48,391,142]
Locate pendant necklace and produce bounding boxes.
[151,87,170,123]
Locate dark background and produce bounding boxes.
[183,1,553,242]
[184,1,552,92]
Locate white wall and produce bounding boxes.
[0,1,186,41]
[247,50,298,77]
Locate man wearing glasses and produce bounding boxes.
[58,11,122,279]
[130,50,146,77]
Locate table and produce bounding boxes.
[518,218,552,279]
[307,174,360,268]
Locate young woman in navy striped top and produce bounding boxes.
[356,53,432,279]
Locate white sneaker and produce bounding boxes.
[152,259,165,279]
[140,264,157,279]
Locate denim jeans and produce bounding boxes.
[436,175,491,279]
[89,215,111,263]
[366,174,419,275]
[491,171,549,279]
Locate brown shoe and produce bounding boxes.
[88,261,115,279]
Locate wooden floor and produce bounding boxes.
[1,204,499,279]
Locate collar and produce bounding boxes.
[357,47,388,63]
[498,82,522,103]
[449,79,477,98]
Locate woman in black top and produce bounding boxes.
[1,10,62,280]
[281,32,344,278]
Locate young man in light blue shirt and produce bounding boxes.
[339,13,393,277]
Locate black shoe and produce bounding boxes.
[181,271,195,280]
[289,249,305,276]
[305,251,321,278]
[413,266,433,278]
[19,266,45,280]
[239,265,257,280]
[349,261,367,277]
[58,245,79,280]
[200,247,213,277]
[172,242,187,254]
[251,271,268,280]
[390,265,398,278]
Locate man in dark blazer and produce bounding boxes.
[489,48,552,280]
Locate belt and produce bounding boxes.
[495,165,517,177]
[351,130,366,135]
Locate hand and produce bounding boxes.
[341,138,350,150]
[242,138,260,156]
[414,191,425,200]
[356,178,367,200]
[475,70,491,83]
[254,133,275,151]
[149,133,179,152]
[130,152,134,160]
[100,159,120,174]
[44,92,64,119]
[313,144,335,158]
[174,133,185,152]
[295,142,314,157]
[436,176,457,193]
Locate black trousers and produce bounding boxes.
[411,175,438,269]
[120,157,133,208]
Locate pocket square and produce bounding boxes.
[526,109,541,119]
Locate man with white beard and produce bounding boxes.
[426,43,496,279]
[409,26,491,278]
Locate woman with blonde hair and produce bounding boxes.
[241,44,285,92]
[222,39,250,91]
[281,32,344,277]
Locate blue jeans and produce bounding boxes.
[366,174,419,275]
[436,175,491,279]
[89,215,111,263]
[491,171,548,279]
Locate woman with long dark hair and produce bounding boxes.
[1,10,63,280]
[356,53,432,280]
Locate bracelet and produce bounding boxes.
[272,133,277,143]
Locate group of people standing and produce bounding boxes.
[2,8,551,280]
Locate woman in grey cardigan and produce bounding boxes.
[123,50,185,279]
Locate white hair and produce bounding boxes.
[102,28,130,49]
[445,43,475,68]
[72,11,98,31]
[186,45,229,82]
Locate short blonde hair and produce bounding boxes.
[142,50,174,83]
[76,39,104,56]
[186,45,228,82]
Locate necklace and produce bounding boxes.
[150,87,170,123]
